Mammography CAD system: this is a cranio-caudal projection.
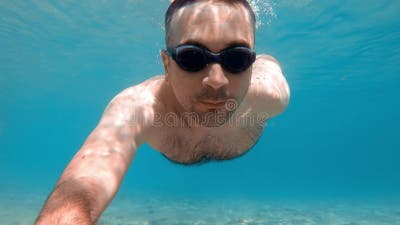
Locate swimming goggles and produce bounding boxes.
[165,44,256,74]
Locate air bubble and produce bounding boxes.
[249,0,277,28]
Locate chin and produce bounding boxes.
[180,100,237,127]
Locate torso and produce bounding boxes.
[152,115,265,164]
[139,75,268,165]
[123,55,281,165]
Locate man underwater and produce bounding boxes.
[36,0,290,224]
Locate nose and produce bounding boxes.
[202,63,229,90]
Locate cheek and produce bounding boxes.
[169,72,201,105]
[231,73,251,94]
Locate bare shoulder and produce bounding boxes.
[101,76,164,139]
[252,55,284,83]
[106,75,164,108]
[248,54,290,118]
[107,75,164,105]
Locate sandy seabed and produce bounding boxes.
[1,192,399,225]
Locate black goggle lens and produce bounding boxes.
[167,45,255,74]
[222,48,255,73]
[175,47,207,72]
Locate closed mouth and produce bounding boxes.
[198,100,226,107]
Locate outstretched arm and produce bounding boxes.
[35,90,147,225]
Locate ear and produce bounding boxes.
[161,50,171,83]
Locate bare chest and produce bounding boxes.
[152,120,265,164]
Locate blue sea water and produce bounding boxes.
[1,0,400,224]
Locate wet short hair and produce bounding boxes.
[165,0,256,48]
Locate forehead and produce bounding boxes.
[169,1,254,50]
